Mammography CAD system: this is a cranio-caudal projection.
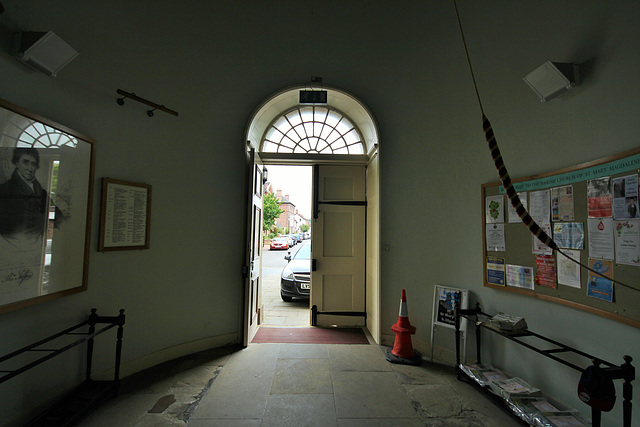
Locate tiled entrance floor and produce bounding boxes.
[80,340,517,426]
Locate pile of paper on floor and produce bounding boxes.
[460,363,591,426]
[459,363,509,387]
[490,377,541,399]
[507,396,591,427]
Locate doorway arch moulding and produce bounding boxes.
[244,84,380,164]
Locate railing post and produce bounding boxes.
[86,308,98,381]
[114,309,126,382]
[474,302,482,364]
[454,302,461,379]
[622,355,634,427]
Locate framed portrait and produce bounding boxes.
[98,178,151,251]
[0,97,95,314]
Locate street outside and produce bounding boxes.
[261,241,310,326]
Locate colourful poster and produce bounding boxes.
[551,185,574,221]
[587,258,614,302]
[587,177,613,218]
[553,222,584,249]
[487,256,505,286]
[535,255,556,289]
[506,264,534,290]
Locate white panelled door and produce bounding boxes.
[311,165,366,327]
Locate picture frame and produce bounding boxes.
[98,178,151,251]
[0,97,95,314]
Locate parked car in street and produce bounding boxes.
[284,235,296,247]
[270,236,289,250]
[280,243,311,301]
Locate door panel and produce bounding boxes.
[243,150,263,345]
[311,165,366,327]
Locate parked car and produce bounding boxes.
[280,243,311,301]
[270,236,289,250]
[295,233,303,243]
[284,235,296,247]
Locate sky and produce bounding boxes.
[265,165,312,219]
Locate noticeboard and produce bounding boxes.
[481,147,640,328]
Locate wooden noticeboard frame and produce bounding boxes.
[482,147,640,328]
[98,178,151,251]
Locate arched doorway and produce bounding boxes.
[243,84,380,345]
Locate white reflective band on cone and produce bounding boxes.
[398,301,408,317]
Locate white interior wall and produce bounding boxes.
[0,1,638,425]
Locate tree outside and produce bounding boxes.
[263,192,284,238]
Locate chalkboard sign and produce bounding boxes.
[482,147,640,328]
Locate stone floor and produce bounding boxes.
[79,249,519,426]
[79,340,519,426]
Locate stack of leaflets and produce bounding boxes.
[507,397,560,425]
[490,377,541,399]
[507,397,591,426]
[459,363,509,387]
[488,313,528,334]
[533,410,591,427]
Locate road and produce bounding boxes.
[260,241,310,326]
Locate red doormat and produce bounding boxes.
[251,327,369,344]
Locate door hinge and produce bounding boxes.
[312,259,317,271]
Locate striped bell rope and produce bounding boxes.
[482,115,558,251]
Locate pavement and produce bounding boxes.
[261,243,310,327]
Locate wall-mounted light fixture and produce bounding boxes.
[116,89,179,118]
[523,61,580,102]
[12,31,78,77]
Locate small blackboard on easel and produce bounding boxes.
[431,285,469,362]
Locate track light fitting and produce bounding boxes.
[115,89,179,117]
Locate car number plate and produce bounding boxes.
[301,283,310,289]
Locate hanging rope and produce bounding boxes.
[453,0,637,292]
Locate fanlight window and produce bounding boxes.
[17,122,77,148]
[262,106,364,154]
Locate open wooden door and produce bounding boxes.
[243,149,263,345]
[311,165,366,327]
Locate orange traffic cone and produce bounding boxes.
[386,289,421,365]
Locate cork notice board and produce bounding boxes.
[482,147,640,328]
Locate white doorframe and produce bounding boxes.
[242,84,381,344]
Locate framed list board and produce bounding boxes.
[98,178,151,251]
[482,147,640,328]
